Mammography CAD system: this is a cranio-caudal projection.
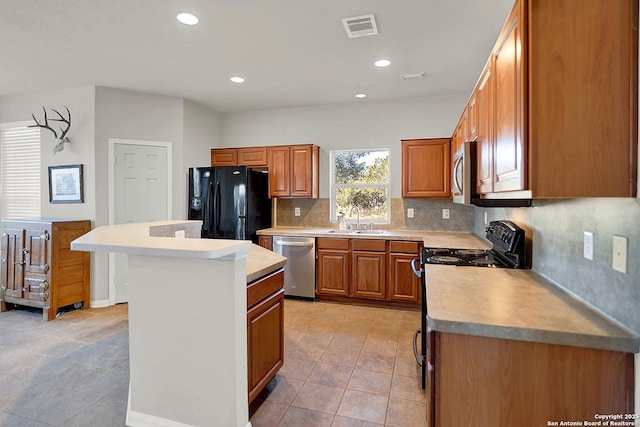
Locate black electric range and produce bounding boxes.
[423,220,526,269]
[411,220,527,388]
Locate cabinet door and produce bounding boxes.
[316,250,349,296]
[238,147,268,167]
[268,146,291,197]
[493,1,526,193]
[210,148,238,166]
[258,236,273,251]
[352,251,385,300]
[476,61,495,194]
[0,228,24,298]
[467,93,477,142]
[402,139,451,198]
[290,145,318,198]
[24,228,49,275]
[387,253,420,303]
[247,288,284,403]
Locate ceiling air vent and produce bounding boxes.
[342,14,378,38]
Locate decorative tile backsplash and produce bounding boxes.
[475,198,640,334]
[275,198,475,231]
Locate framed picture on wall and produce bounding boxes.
[48,164,84,203]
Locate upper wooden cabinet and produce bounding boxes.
[492,1,526,194]
[402,138,451,198]
[465,0,637,199]
[268,144,319,198]
[210,148,237,166]
[211,147,268,167]
[476,61,495,195]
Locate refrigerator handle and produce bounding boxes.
[203,181,215,234]
[214,181,221,234]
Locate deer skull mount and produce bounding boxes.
[29,106,71,155]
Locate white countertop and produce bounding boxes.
[71,221,251,260]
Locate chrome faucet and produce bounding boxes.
[349,206,360,229]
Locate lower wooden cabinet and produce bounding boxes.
[258,235,273,251]
[430,332,634,426]
[246,269,284,403]
[316,238,350,296]
[352,239,386,300]
[387,241,422,303]
[316,238,421,306]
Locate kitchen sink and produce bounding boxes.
[351,230,387,235]
[322,229,387,235]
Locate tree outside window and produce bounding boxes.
[330,149,390,224]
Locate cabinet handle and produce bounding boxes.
[41,281,49,291]
[42,264,49,272]
[22,248,29,255]
[1,256,6,263]
[41,291,49,301]
[41,232,50,241]
[0,286,6,291]
[14,261,26,265]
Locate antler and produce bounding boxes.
[49,106,71,139]
[29,106,59,138]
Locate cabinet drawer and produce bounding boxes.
[317,237,349,250]
[352,239,386,252]
[247,269,284,309]
[389,240,420,254]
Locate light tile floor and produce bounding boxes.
[0,300,425,427]
[250,300,426,427]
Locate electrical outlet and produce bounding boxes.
[407,208,415,219]
[583,231,593,260]
[612,235,628,274]
[442,209,450,219]
[294,207,301,217]
[484,211,488,225]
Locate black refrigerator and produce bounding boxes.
[188,166,272,243]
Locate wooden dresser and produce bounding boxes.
[1,218,91,320]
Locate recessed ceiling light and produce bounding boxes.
[230,76,245,83]
[374,59,391,68]
[355,93,367,99]
[177,13,199,26]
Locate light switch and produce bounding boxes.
[612,235,627,274]
[407,208,414,219]
[294,207,301,217]
[442,209,450,219]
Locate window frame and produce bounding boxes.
[329,148,391,225]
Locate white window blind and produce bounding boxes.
[0,124,41,219]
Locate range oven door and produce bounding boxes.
[411,257,427,389]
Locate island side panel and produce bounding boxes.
[125,254,249,427]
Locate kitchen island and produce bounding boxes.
[72,221,286,427]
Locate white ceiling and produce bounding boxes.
[1,0,515,114]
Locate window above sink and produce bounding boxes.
[329,149,390,225]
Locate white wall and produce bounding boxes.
[0,86,97,222]
[221,95,467,198]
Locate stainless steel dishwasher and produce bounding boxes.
[272,236,316,300]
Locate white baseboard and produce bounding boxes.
[90,299,111,308]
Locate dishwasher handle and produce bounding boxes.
[275,241,315,247]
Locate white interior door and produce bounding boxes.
[110,140,171,304]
